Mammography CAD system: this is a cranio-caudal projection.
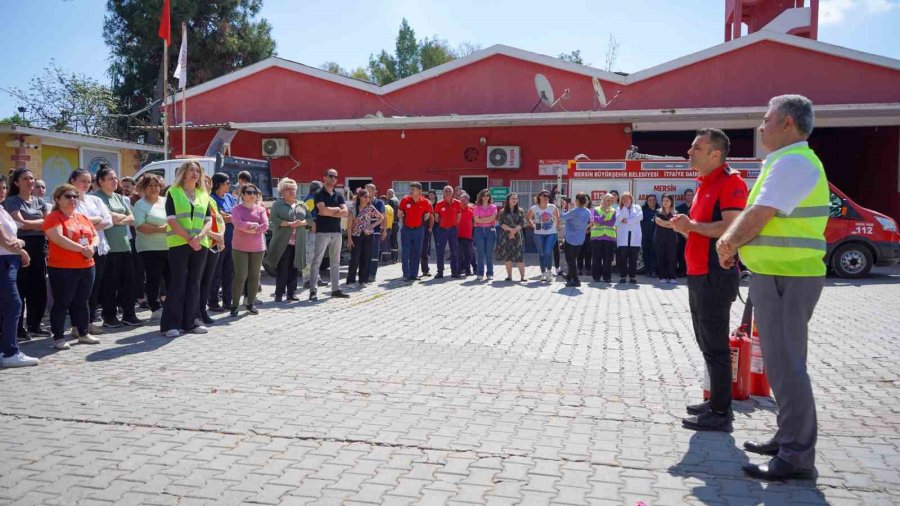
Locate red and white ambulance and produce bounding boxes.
[542,158,900,278]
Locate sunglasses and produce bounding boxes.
[326,174,338,179]
[243,190,260,195]
[61,193,79,200]
[35,186,46,190]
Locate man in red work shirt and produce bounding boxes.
[433,185,463,279]
[398,182,433,282]
[669,128,748,432]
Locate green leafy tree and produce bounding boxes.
[395,18,420,78]
[419,37,456,71]
[10,62,118,136]
[320,61,349,76]
[558,50,586,65]
[103,0,276,142]
[0,113,32,127]
[368,49,399,86]
[349,67,371,82]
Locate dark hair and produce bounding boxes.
[0,173,6,186]
[410,182,423,190]
[575,193,588,207]
[68,168,91,184]
[136,173,164,193]
[696,127,730,162]
[644,194,658,208]
[684,188,694,195]
[240,184,260,196]
[476,188,492,205]
[120,176,135,185]
[8,168,33,197]
[537,190,550,200]
[96,166,116,181]
[502,192,520,215]
[609,190,619,197]
[661,193,675,212]
[237,170,252,182]
[211,172,230,193]
[354,188,370,216]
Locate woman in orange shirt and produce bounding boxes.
[42,184,100,350]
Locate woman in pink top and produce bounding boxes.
[229,184,269,316]
[472,189,498,281]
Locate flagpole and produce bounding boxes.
[162,39,169,160]
[181,22,187,156]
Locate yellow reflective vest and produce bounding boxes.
[166,186,211,249]
[738,144,830,277]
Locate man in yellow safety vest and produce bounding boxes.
[716,94,829,481]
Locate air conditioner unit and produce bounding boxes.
[486,146,520,169]
[262,138,289,158]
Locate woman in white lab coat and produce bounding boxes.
[615,192,643,283]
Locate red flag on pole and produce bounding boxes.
[158,0,171,46]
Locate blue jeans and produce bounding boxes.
[0,255,22,358]
[401,226,425,279]
[533,233,557,272]
[48,267,95,340]
[473,227,497,277]
[434,227,459,276]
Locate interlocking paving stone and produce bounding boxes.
[1,262,898,504]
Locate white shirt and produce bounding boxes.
[530,204,558,235]
[754,141,820,216]
[0,207,19,256]
[76,194,113,256]
[616,204,643,247]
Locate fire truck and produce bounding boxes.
[539,158,900,278]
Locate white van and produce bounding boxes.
[134,154,274,198]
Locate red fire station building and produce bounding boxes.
[168,0,900,219]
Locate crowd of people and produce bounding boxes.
[0,160,706,368]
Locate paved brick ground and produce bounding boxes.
[1,259,898,505]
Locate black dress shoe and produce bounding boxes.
[246,305,259,315]
[744,439,780,456]
[682,408,733,433]
[331,291,349,299]
[29,327,52,337]
[273,295,283,303]
[309,292,318,301]
[17,330,32,342]
[229,306,239,317]
[208,305,227,313]
[286,294,300,302]
[743,457,813,481]
[686,400,710,415]
[200,312,214,325]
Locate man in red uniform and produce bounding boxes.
[398,182,433,282]
[433,185,462,279]
[670,128,748,432]
[457,193,476,276]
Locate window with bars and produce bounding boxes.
[511,180,568,207]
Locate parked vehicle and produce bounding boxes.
[134,153,274,199]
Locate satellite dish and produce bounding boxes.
[532,74,555,112]
[592,77,608,109]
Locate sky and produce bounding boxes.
[1,0,899,119]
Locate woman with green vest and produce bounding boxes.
[161,161,212,338]
[589,193,617,282]
[263,178,307,302]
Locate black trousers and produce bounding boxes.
[130,236,145,300]
[676,235,687,277]
[642,235,657,276]
[590,240,615,281]
[553,241,561,270]
[198,248,220,318]
[17,235,47,332]
[390,224,399,262]
[577,232,591,272]
[458,238,475,275]
[688,270,739,412]
[617,246,640,279]
[140,250,169,312]
[48,266,94,340]
[208,241,234,309]
[563,242,582,283]
[275,244,299,297]
[101,251,137,321]
[161,245,207,332]
[347,234,374,284]
[656,240,678,280]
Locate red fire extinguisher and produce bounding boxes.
[702,301,753,401]
[749,318,771,397]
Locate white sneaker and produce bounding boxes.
[78,334,100,345]
[669,279,677,284]
[163,329,180,338]
[89,323,104,335]
[1,352,39,368]
[193,318,203,327]
[191,326,208,334]
[53,339,71,350]
[149,309,162,321]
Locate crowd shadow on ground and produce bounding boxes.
[668,432,827,505]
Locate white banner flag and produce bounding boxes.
[173,24,187,89]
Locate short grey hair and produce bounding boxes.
[277,177,297,194]
[769,94,815,137]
